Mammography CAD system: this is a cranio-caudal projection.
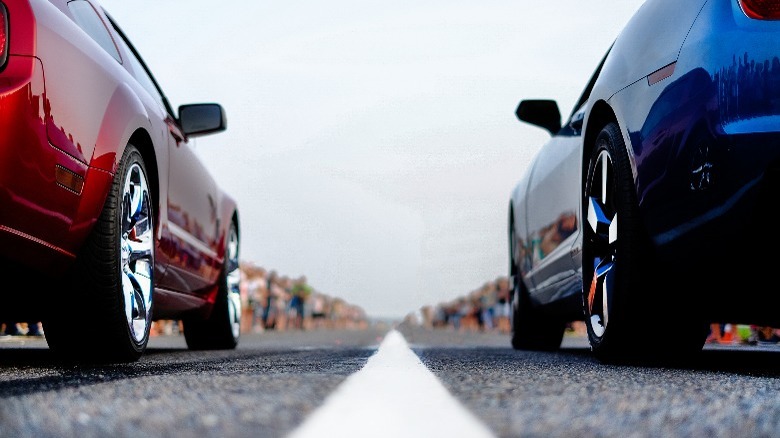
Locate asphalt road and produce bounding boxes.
[1,325,779,437]
[0,327,386,438]
[398,326,780,438]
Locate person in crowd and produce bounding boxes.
[309,293,325,329]
[748,325,780,344]
[707,323,741,344]
[2,320,41,336]
[263,270,279,329]
[287,276,311,330]
[479,281,498,331]
[239,264,267,333]
[269,275,290,331]
[495,277,511,334]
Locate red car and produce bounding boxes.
[0,0,241,361]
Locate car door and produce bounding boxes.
[161,122,221,295]
[524,52,609,304]
[106,13,221,296]
[523,122,582,303]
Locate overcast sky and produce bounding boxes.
[98,0,646,319]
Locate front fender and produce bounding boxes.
[215,190,239,264]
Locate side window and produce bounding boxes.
[114,36,166,110]
[568,46,612,119]
[107,17,172,115]
[67,0,121,62]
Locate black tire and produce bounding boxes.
[582,123,707,362]
[44,144,155,363]
[509,218,565,351]
[183,221,241,350]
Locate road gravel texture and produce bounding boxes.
[399,325,780,438]
[0,328,386,438]
[2,324,780,437]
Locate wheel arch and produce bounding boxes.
[508,201,515,266]
[127,129,161,232]
[231,210,240,245]
[216,192,240,262]
[229,209,240,262]
[507,199,533,296]
[583,101,620,187]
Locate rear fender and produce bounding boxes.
[5,0,36,56]
[69,83,151,250]
[90,82,150,173]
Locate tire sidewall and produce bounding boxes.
[224,221,241,345]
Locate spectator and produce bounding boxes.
[287,276,311,330]
[479,282,497,331]
[310,292,328,330]
[234,263,368,333]
[707,323,741,344]
[748,326,780,345]
[2,320,41,336]
[495,277,511,334]
[263,270,279,329]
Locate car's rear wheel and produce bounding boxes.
[44,144,154,363]
[183,221,241,350]
[583,123,707,362]
[509,218,565,351]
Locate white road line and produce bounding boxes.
[287,329,496,438]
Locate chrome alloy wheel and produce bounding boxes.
[585,149,617,339]
[120,163,153,345]
[226,224,241,339]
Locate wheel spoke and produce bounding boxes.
[586,148,617,339]
[227,268,241,294]
[120,162,153,345]
[226,225,241,339]
[122,268,150,320]
[609,213,618,245]
[588,257,613,338]
[133,262,152,316]
[600,152,609,205]
[587,196,611,236]
[603,266,614,328]
[228,288,241,337]
[587,256,613,312]
[122,194,134,234]
[129,180,143,219]
[132,214,150,237]
[122,270,136,321]
[227,240,239,270]
[133,284,148,321]
[127,238,152,264]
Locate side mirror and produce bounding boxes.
[515,100,561,135]
[179,103,227,137]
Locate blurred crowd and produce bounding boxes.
[149,262,368,336]
[234,262,368,333]
[0,321,42,337]
[148,262,370,336]
[2,262,369,339]
[406,275,780,347]
[6,266,780,346]
[706,323,780,346]
[409,276,513,334]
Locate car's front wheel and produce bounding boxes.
[44,144,154,363]
[183,220,241,350]
[582,123,707,362]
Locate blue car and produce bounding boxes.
[508,0,780,361]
